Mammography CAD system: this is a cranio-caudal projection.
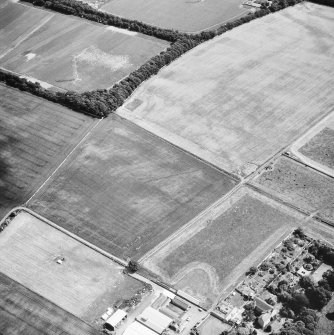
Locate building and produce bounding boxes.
[104,309,127,331]
[258,312,271,329]
[254,297,273,315]
[136,306,172,334]
[123,321,157,335]
[177,290,200,306]
[171,297,189,311]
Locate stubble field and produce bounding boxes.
[0,211,144,324]
[143,187,306,307]
[0,1,167,92]
[0,84,94,219]
[252,156,334,223]
[119,3,334,177]
[28,115,237,260]
[0,272,100,335]
[100,0,249,33]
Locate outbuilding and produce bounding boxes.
[123,321,157,335]
[104,309,127,331]
[136,306,172,334]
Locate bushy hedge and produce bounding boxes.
[2,0,315,118]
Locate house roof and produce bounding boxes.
[136,307,172,334]
[105,309,127,327]
[254,297,273,313]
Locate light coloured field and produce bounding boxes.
[29,115,237,260]
[0,1,167,92]
[290,111,334,177]
[119,3,334,177]
[0,84,94,220]
[101,0,249,33]
[0,211,144,323]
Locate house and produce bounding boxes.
[136,306,173,334]
[254,297,273,315]
[258,312,271,329]
[171,297,189,311]
[104,309,127,331]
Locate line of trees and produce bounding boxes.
[2,0,319,118]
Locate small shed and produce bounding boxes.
[104,309,127,331]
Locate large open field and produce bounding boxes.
[119,3,334,177]
[252,156,334,223]
[290,111,334,177]
[0,1,167,92]
[28,115,237,260]
[142,187,307,307]
[0,84,94,219]
[100,0,250,33]
[0,211,145,324]
[0,272,100,335]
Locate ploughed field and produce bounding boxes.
[0,84,94,219]
[252,156,334,223]
[142,187,306,307]
[0,211,145,324]
[99,0,249,33]
[0,272,100,335]
[0,0,167,92]
[29,115,237,260]
[119,3,334,177]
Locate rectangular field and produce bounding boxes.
[0,84,94,219]
[252,156,334,223]
[28,115,237,260]
[290,111,334,177]
[119,3,334,177]
[0,1,167,92]
[142,187,307,307]
[0,272,100,335]
[100,0,250,33]
[0,211,144,324]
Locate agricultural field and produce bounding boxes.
[252,156,334,223]
[0,1,167,92]
[142,187,306,307]
[99,0,250,33]
[28,115,237,260]
[0,211,145,324]
[0,272,100,335]
[0,84,94,220]
[119,3,334,177]
[290,111,334,177]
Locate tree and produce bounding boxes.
[247,266,257,275]
[127,260,139,273]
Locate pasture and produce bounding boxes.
[0,211,144,323]
[252,156,334,223]
[290,112,334,177]
[28,115,237,260]
[101,0,249,33]
[143,187,305,307]
[0,84,94,219]
[119,3,334,177]
[0,272,100,335]
[0,1,167,92]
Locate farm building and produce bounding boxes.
[171,297,189,311]
[123,321,157,335]
[136,306,173,334]
[177,290,200,305]
[104,309,127,331]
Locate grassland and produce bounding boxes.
[0,1,167,92]
[100,0,249,33]
[28,115,237,260]
[0,272,100,335]
[0,84,94,219]
[198,316,231,335]
[143,187,305,306]
[0,211,144,323]
[119,3,334,177]
[252,156,334,223]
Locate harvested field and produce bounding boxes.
[143,187,306,307]
[0,272,100,335]
[290,112,334,177]
[252,156,334,223]
[28,115,237,260]
[198,316,231,335]
[119,3,334,177]
[0,1,167,92]
[101,0,249,33]
[0,84,94,220]
[0,211,144,324]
